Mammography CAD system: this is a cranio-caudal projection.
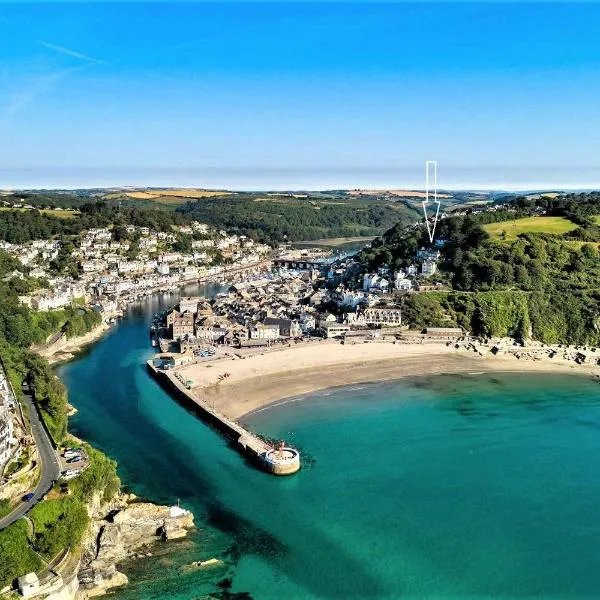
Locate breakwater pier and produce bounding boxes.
[146,361,300,475]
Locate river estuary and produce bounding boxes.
[57,283,600,598]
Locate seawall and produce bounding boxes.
[146,361,300,476]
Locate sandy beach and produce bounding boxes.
[175,340,599,420]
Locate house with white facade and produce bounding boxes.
[361,307,402,326]
[422,260,437,277]
[395,276,413,291]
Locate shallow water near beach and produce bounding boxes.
[58,286,600,598]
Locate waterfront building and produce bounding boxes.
[299,313,316,333]
[362,308,402,326]
[317,313,338,329]
[249,323,280,341]
[179,296,203,313]
[321,322,350,339]
[263,317,302,338]
[171,311,195,339]
[424,327,464,338]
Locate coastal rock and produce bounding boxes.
[77,499,194,598]
[77,569,128,598]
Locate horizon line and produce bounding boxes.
[2,182,600,194]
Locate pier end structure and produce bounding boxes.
[147,360,300,475]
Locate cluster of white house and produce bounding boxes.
[160,264,414,354]
[363,247,440,294]
[4,222,270,313]
[0,363,16,473]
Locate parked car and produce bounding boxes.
[64,450,80,459]
[22,492,35,502]
[67,457,82,464]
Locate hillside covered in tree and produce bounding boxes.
[360,192,600,345]
[175,193,422,243]
[0,202,189,244]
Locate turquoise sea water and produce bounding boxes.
[57,286,600,599]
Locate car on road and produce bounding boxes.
[22,493,35,501]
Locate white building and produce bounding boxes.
[249,323,279,340]
[299,313,316,333]
[334,289,367,309]
[362,308,402,326]
[395,276,413,291]
[422,260,437,277]
[321,322,350,338]
[416,247,440,262]
[82,259,108,273]
[363,273,380,291]
[32,289,72,310]
[0,368,15,471]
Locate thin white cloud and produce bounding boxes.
[38,40,107,66]
[0,65,88,124]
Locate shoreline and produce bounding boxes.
[41,262,270,365]
[43,320,114,365]
[241,362,599,421]
[174,341,600,421]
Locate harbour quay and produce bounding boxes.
[146,360,300,476]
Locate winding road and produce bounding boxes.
[0,382,61,530]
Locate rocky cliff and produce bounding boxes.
[77,494,194,598]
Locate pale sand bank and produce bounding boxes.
[175,342,598,420]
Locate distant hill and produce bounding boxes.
[175,192,423,244]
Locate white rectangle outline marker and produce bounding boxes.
[422,160,441,243]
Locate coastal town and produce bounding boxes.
[0,209,455,503]
[1,198,600,598]
[2,221,272,315]
[0,195,595,486]
[2,1,600,596]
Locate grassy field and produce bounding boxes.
[101,189,230,207]
[483,216,578,239]
[126,189,228,200]
[0,207,79,218]
[348,189,452,199]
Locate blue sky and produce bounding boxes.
[1,2,600,189]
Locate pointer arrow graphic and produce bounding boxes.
[422,160,441,244]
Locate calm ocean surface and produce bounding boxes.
[57,285,600,599]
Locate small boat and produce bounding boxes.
[151,339,157,347]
